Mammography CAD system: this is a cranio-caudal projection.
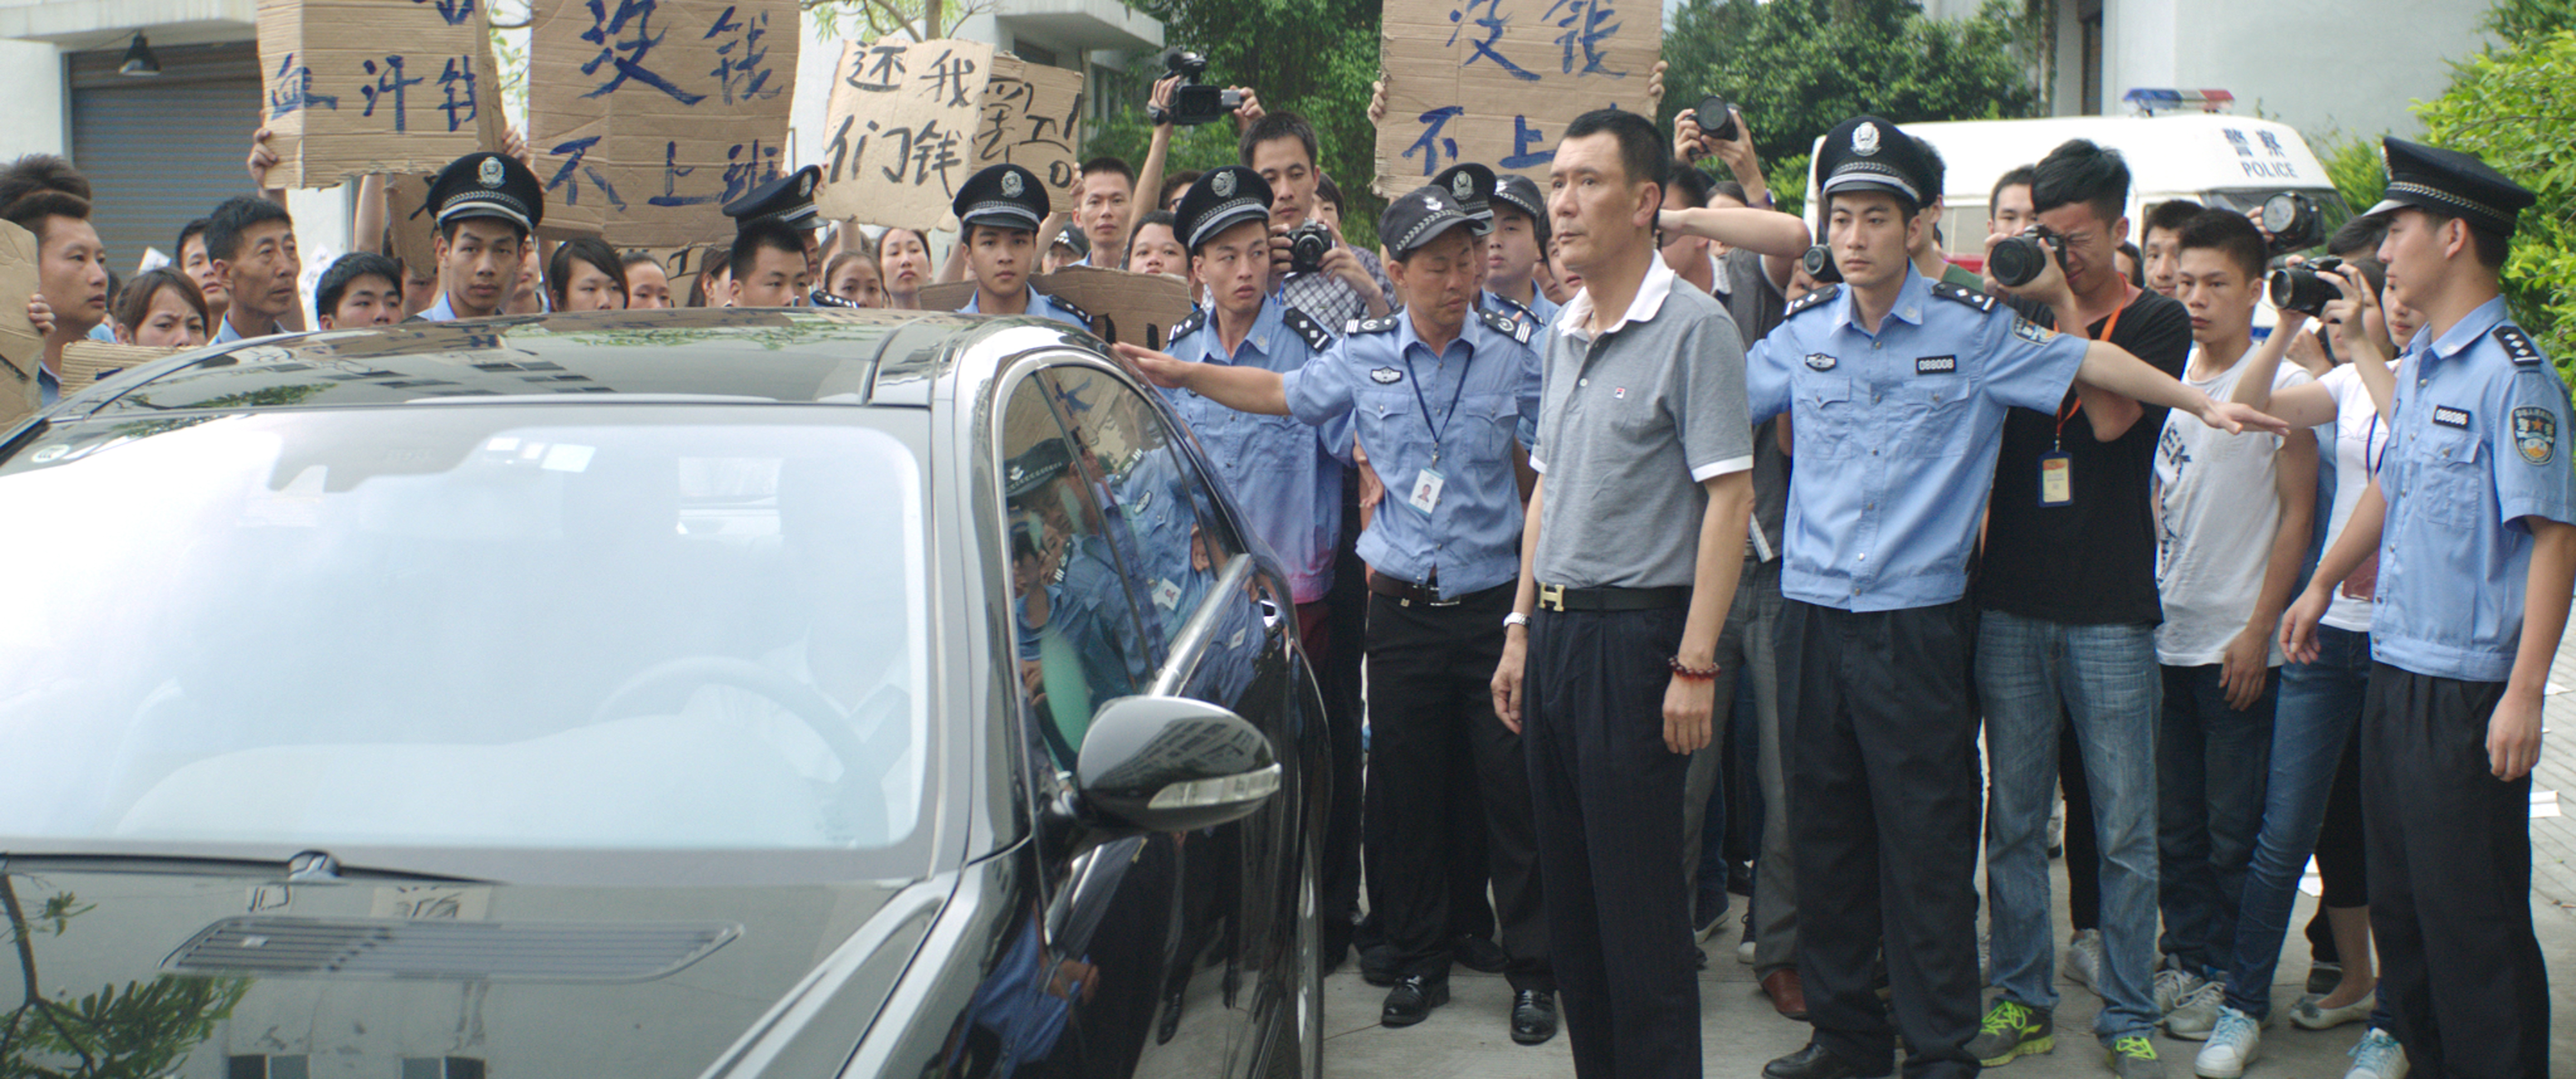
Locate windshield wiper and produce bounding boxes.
[0,848,488,884]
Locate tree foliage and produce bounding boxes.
[2416,25,2576,376]
[1659,0,2044,165]
[3,878,249,1078]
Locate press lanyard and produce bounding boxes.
[1404,341,1472,467]
[2050,303,2125,452]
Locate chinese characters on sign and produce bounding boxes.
[533,0,799,246]
[814,37,996,228]
[973,52,1086,208]
[1372,0,1659,195]
[255,0,496,187]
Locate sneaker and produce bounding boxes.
[2107,1034,2165,1079]
[2165,980,2225,1040]
[2192,1007,2261,1078]
[2064,929,2106,996]
[2344,1028,2408,1079]
[2305,961,2342,998]
[1739,911,1757,964]
[1966,999,2054,1067]
[2152,968,2206,1015]
[2290,990,2376,1030]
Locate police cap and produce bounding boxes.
[954,164,1048,234]
[1173,166,1272,253]
[1004,439,1072,499]
[2362,136,2535,240]
[1378,184,1483,257]
[723,164,823,231]
[429,151,544,234]
[1813,116,1931,212]
[1431,163,1499,235]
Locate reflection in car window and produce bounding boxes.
[0,410,929,854]
[1002,377,1148,773]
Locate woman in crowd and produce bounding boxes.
[824,247,888,308]
[879,226,933,310]
[622,252,673,309]
[548,237,629,312]
[111,267,211,347]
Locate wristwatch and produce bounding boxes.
[1503,612,1531,629]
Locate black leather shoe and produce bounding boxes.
[1452,934,1508,973]
[1380,976,1448,1027]
[1509,989,1558,1045]
[1762,1042,1880,1079]
[1359,943,1402,987]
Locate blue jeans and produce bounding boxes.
[1976,611,2163,1042]
[2222,625,2389,1022]
[2157,662,2277,976]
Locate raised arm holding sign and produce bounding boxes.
[1369,0,1661,195]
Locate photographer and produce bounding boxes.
[1242,111,1393,327]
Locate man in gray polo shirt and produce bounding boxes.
[1491,107,1756,1079]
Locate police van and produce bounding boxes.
[1806,107,2350,272]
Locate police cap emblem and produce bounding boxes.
[1001,170,1025,198]
[477,156,504,188]
[1853,123,1881,157]
[1213,170,1235,197]
[1452,171,1474,199]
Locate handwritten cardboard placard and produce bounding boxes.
[530,0,800,248]
[257,0,495,188]
[0,220,38,427]
[60,341,187,394]
[382,173,438,273]
[1371,0,1660,196]
[919,267,1195,348]
[973,54,1086,212]
[815,37,996,229]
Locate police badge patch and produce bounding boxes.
[1803,353,1837,371]
[1002,170,1025,197]
[1370,367,1404,384]
[2012,317,2053,344]
[1452,172,1474,200]
[1853,123,1881,157]
[1213,170,1236,197]
[2513,405,2557,465]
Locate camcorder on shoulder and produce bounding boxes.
[1150,49,1243,127]
[2260,192,2325,256]
[1988,225,2068,288]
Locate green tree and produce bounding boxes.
[2414,26,2576,379]
[1660,0,2044,167]
[3,877,249,1077]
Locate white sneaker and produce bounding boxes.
[2063,929,2106,995]
[2344,1028,2409,1079]
[2153,967,2206,1014]
[2165,980,2225,1040]
[2192,1007,2261,1078]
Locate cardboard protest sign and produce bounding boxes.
[383,173,438,273]
[815,37,996,229]
[1371,0,1660,195]
[919,267,1194,348]
[973,54,1086,212]
[60,342,187,394]
[530,0,800,248]
[0,221,38,428]
[257,0,496,188]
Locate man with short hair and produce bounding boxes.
[1910,137,1986,290]
[2139,199,2204,299]
[952,164,1090,330]
[1989,165,2039,239]
[203,194,301,341]
[414,152,544,323]
[315,253,404,329]
[1740,117,2283,1079]
[1075,157,1137,269]
[1965,138,2195,1079]
[1241,111,1392,327]
[730,221,812,307]
[722,164,825,283]
[1485,175,1560,327]
[175,217,231,331]
[2278,138,2570,1079]
[1490,107,1754,1078]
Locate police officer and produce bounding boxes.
[952,163,1091,330]
[1118,181,1557,1046]
[2279,138,2571,1079]
[1486,174,1561,328]
[721,164,829,295]
[1740,116,2282,1079]
[415,151,544,323]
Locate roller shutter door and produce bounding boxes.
[69,41,263,273]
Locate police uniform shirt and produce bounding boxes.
[1484,286,1561,332]
[1279,306,1542,595]
[2371,296,2576,683]
[1162,298,1346,605]
[1745,263,2091,612]
[958,284,1091,331]
[413,292,464,324]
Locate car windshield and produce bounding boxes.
[0,406,930,863]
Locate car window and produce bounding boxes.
[1000,373,1152,775]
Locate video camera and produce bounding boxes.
[2265,256,2345,318]
[1988,225,2069,288]
[2260,192,2325,256]
[1150,49,1243,127]
[1286,221,1335,275]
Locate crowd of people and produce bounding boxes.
[1,68,2562,1079]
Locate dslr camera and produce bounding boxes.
[1150,48,1243,127]
[2260,192,2325,256]
[1286,221,1336,275]
[2266,256,2346,318]
[1988,225,2069,288]
[1800,244,1841,284]
[1694,95,1739,145]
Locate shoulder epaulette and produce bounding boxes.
[1281,306,1335,353]
[1930,280,1999,313]
[1784,283,1840,319]
[1169,308,1207,341]
[1049,294,1091,323]
[2494,324,2545,367]
[1348,314,1401,335]
[1477,307,1536,345]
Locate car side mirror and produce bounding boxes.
[1073,695,1280,834]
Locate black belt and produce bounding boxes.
[1535,582,1691,612]
[1369,572,1463,607]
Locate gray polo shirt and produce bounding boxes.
[1711,246,1788,561]
[1529,254,1755,589]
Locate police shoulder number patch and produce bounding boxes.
[2012,316,2055,344]
[1478,306,1534,344]
[2513,405,2558,465]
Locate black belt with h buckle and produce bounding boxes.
[1368,573,1462,608]
[1534,582,1692,613]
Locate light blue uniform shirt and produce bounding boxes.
[411,292,463,324]
[1746,265,2090,612]
[1485,286,1560,331]
[960,285,1090,331]
[1160,299,1347,605]
[1282,307,1542,596]
[2370,297,2576,683]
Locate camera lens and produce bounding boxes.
[1696,96,1737,143]
[1800,244,1839,283]
[1989,235,2044,288]
[2261,193,2299,234]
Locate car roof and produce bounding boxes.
[55,308,1036,421]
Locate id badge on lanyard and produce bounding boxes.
[2038,304,2124,508]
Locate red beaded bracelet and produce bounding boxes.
[1668,656,1722,681]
